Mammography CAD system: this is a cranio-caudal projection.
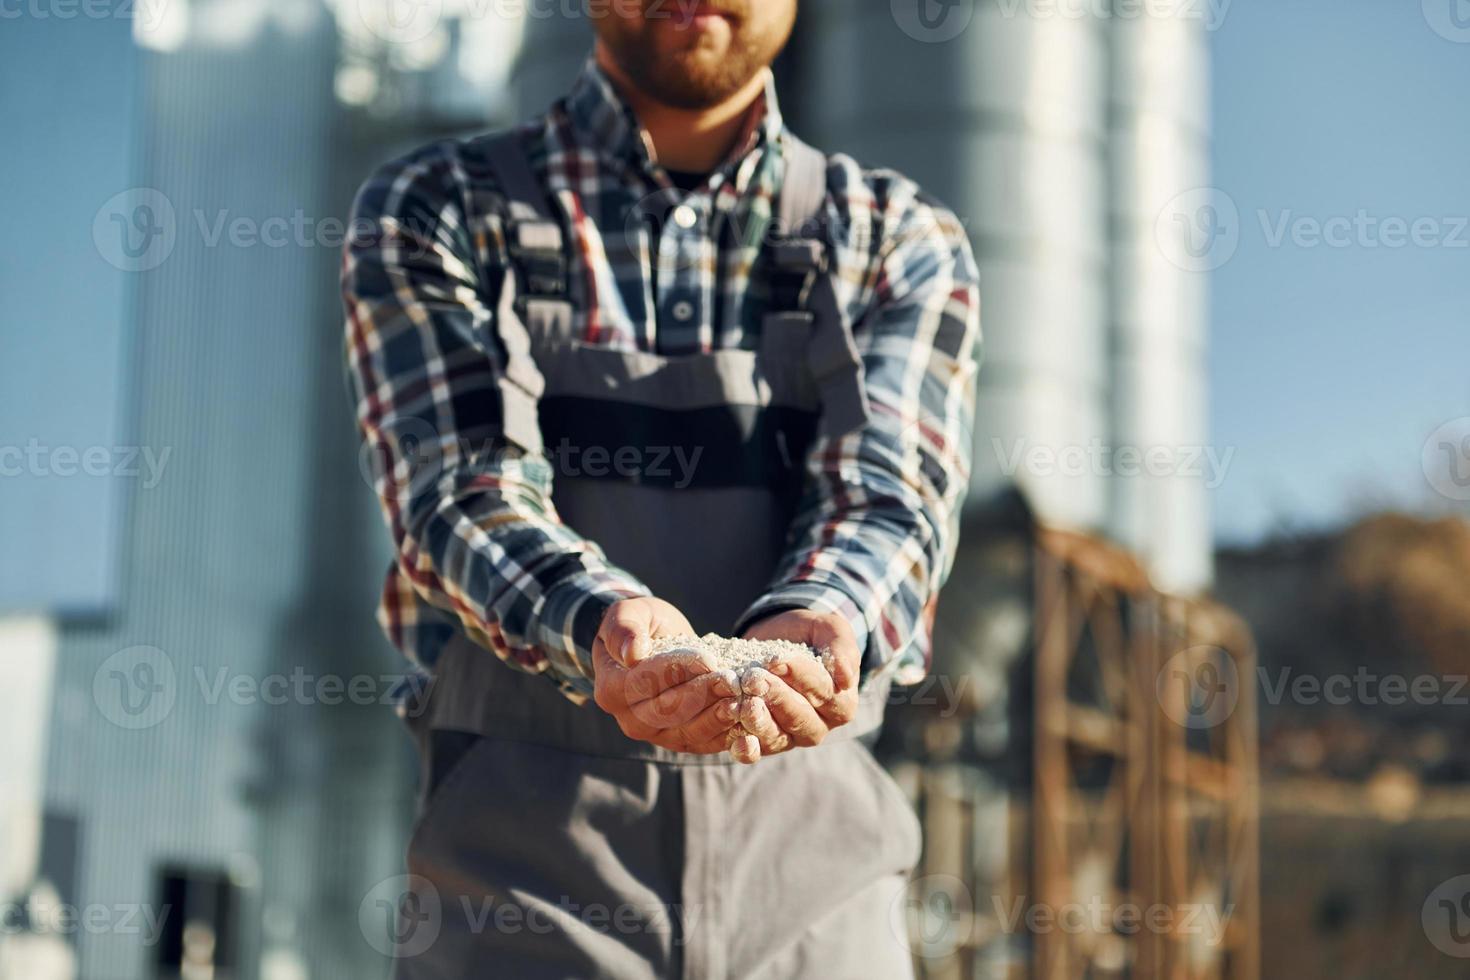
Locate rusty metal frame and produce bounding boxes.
[1030,530,1259,980]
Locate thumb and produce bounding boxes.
[604,600,655,667]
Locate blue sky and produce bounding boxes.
[1208,0,1470,543]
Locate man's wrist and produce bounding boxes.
[532,575,651,680]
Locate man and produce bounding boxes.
[343,1,980,975]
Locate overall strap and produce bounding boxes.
[766,133,872,442]
[480,130,575,453]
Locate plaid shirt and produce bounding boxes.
[343,58,981,703]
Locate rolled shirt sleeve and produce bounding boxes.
[738,185,981,686]
[342,144,648,700]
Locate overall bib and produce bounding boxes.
[393,133,923,980]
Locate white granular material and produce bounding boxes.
[649,633,821,674]
[647,634,827,762]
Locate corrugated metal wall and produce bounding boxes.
[38,6,412,977]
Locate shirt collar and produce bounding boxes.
[561,55,785,185]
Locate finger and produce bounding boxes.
[739,692,793,755]
[674,696,742,751]
[729,733,761,765]
[592,638,630,714]
[744,668,827,747]
[810,615,862,694]
[766,653,835,710]
[625,652,720,703]
[628,669,736,731]
[770,652,856,729]
[593,638,681,744]
[600,600,655,665]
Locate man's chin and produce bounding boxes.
[643,59,754,110]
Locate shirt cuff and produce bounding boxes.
[531,573,651,685]
[736,582,874,674]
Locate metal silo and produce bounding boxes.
[796,0,1211,591]
[1106,8,1214,593]
[800,0,1116,533]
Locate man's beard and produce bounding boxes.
[601,7,790,109]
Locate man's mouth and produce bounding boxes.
[669,0,737,30]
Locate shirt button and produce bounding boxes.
[672,204,698,229]
[671,300,694,321]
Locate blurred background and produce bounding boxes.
[2,0,1468,977]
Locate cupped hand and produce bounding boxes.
[591,597,742,754]
[734,608,862,762]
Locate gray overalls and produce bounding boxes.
[394,131,922,980]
